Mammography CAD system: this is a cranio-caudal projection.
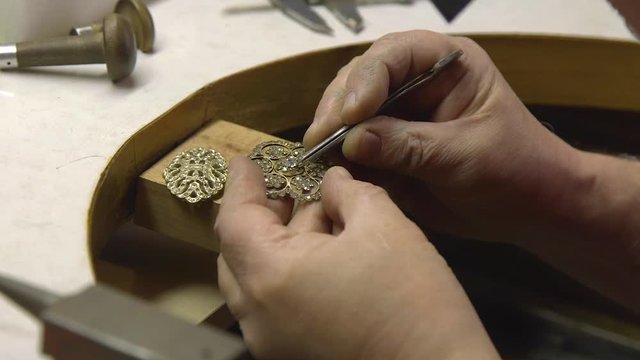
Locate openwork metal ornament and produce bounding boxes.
[163,147,228,204]
[249,140,329,202]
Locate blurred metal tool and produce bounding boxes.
[270,0,333,34]
[252,0,411,34]
[270,0,364,33]
[299,49,463,164]
[324,0,364,33]
[0,273,250,360]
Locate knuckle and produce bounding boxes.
[263,224,291,243]
[244,269,286,306]
[360,58,381,79]
[396,129,436,170]
[377,31,404,44]
[455,36,481,50]
[337,56,359,77]
[355,181,389,200]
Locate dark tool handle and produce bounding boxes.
[17,34,104,67]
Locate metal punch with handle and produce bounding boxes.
[299,49,464,164]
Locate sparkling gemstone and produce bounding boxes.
[249,140,329,202]
[275,156,304,176]
[305,162,327,178]
[265,174,287,190]
[291,147,305,157]
[262,144,289,159]
[253,158,273,173]
[291,175,318,193]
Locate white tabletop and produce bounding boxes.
[0,0,635,358]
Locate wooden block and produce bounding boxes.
[134,120,281,251]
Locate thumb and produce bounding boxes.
[342,116,449,179]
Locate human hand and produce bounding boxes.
[215,157,499,360]
[303,30,588,245]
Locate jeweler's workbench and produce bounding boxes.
[0,1,637,359]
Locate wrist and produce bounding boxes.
[359,310,499,360]
[527,149,640,245]
[519,148,640,309]
[572,152,640,238]
[356,275,500,360]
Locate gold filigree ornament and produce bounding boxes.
[249,140,330,202]
[163,147,228,204]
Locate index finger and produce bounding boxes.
[304,30,473,148]
[340,30,468,125]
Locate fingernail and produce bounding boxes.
[341,91,357,121]
[345,129,381,161]
[303,123,317,148]
[307,120,318,132]
[359,130,382,157]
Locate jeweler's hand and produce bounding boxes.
[216,157,499,360]
[304,30,581,245]
[303,30,640,310]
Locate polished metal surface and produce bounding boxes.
[299,49,464,164]
[70,25,95,36]
[0,273,59,319]
[270,0,332,34]
[295,0,412,33]
[0,45,18,68]
[324,0,363,33]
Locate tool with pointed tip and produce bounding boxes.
[0,13,136,82]
[299,49,464,164]
[71,0,155,53]
[0,273,250,360]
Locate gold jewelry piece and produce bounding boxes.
[163,147,228,204]
[249,140,329,202]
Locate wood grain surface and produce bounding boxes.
[135,120,280,251]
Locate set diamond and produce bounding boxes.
[249,140,329,201]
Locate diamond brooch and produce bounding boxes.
[249,140,329,202]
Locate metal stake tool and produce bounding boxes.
[0,14,137,82]
[0,273,250,360]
